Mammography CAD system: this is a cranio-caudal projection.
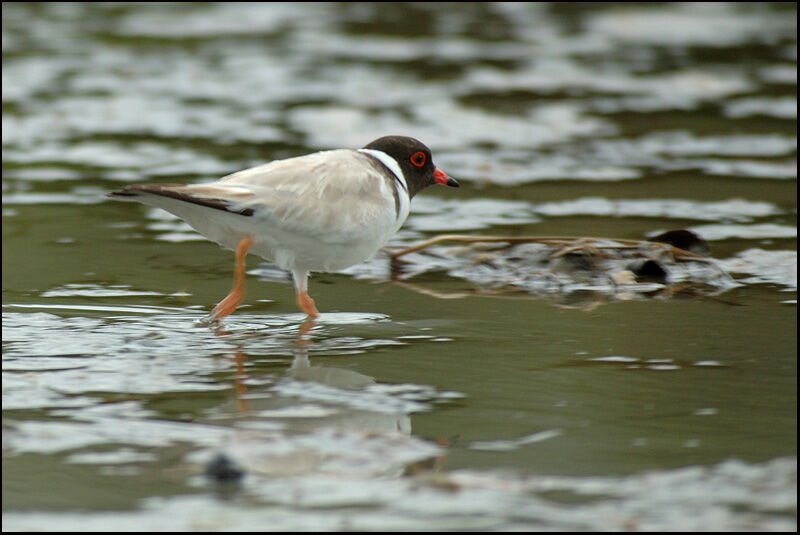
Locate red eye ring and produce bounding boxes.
[410,151,426,168]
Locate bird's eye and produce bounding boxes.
[410,151,426,168]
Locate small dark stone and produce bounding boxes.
[204,453,244,482]
[649,229,710,256]
[628,259,669,283]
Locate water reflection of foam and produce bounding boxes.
[3,310,458,487]
[586,3,795,47]
[719,249,798,291]
[2,455,794,531]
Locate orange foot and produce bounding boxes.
[208,236,253,322]
[296,290,319,318]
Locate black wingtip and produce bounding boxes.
[105,184,255,216]
[107,189,136,198]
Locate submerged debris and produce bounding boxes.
[387,231,738,308]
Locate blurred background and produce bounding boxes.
[2,2,796,531]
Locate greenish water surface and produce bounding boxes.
[3,2,796,531]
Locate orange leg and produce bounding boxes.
[209,236,254,322]
[291,271,318,336]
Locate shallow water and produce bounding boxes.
[2,2,796,531]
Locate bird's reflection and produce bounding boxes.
[287,341,375,390]
[226,337,410,436]
[202,317,446,485]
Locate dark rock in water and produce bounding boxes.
[627,259,669,283]
[649,229,710,256]
[205,453,244,482]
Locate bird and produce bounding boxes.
[107,135,459,321]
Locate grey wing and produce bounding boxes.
[108,150,397,248]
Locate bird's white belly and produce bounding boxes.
[188,216,388,272]
[250,229,388,272]
[215,208,396,273]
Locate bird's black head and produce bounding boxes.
[364,135,458,198]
